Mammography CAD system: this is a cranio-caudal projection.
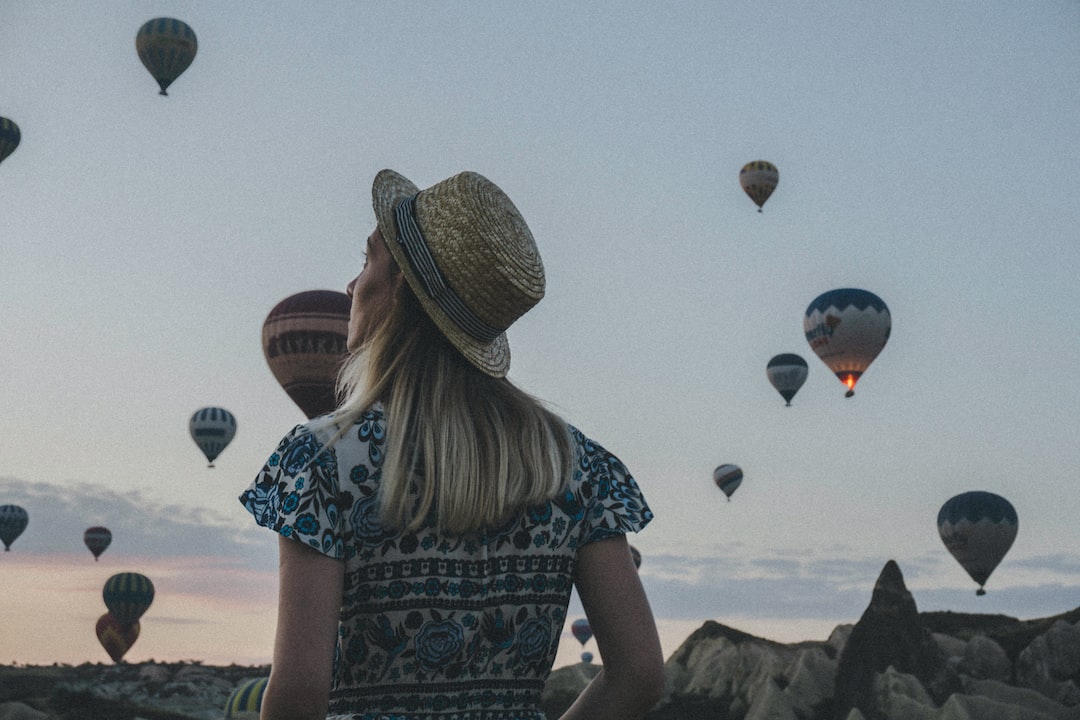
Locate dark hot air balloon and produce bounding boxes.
[740,161,778,212]
[103,572,155,626]
[136,18,197,96]
[713,464,743,501]
[262,290,352,419]
[190,407,237,467]
[804,288,890,397]
[571,618,592,646]
[0,117,20,167]
[629,544,642,569]
[96,612,140,663]
[0,504,29,551]
[766,354,808,407]
[84,526,112,561]
[937,491,1018,596]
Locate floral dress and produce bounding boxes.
[240,407,652,720]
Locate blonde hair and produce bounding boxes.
[331,280,572,536]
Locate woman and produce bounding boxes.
[241,170,663,720]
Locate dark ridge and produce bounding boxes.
[921,606,1080,662]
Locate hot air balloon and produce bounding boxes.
[96,612,140,663]
[136,18,197,96]
[571,618,592,646]
[0,117,20,167]
[629,545,642,570]
[804,288,890,397]
[740,161,778,212]
[225,677,269,719]
[767,354,808,407]
[581,651,594,664]
[190,407,237,467]
[84,526,112,561]
[0,504,29,551]
[713,464,743,501]
[103,572,155,626]
[937,491,1018,596]
[262,290,352,419]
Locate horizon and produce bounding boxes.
[2,1,1078,669]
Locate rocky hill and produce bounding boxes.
[2,560,1079,720]
[0,662,269,720]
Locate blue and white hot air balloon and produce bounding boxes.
[713,464,743,502]
[189,407,237,467]
[766,354,808,407]
[938,491,1018,596]
[804,289,890,397]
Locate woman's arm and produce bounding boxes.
[560,535,664,720]
[260,536,344,720]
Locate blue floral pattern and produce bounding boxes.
[240,408,652,720]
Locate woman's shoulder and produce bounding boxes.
[266,405,387,471]
[294,405,387,442]
[560,422,653,535]
[564,423,630,473]
[565,422,611,454]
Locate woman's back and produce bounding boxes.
[242,407,651,719]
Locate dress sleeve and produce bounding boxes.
[571,427,654,546]
[238,424,345,559]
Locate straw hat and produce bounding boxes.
[372,169,545,377]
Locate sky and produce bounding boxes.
[1,1,1079,670]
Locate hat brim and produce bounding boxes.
[372,169,511,377]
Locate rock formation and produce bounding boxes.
[0,702,51,720]
[834,559,955,717]
[1,562,1078,720]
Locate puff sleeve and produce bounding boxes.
[566,426,653,546]
[239,424,346,559]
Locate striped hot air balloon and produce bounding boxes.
[103,572,155,626]
[225,677,269,719]
[766,353,808,407]
[739,161,779,212]
[84,526,112,561]
[0,504,29,551]
[804,288,890,397]
[0,117,20,167]
[136,18,197,96]
[189,407,237,467]
[262,290,351,419]
[713,464,743,501]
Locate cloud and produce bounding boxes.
[1011,554,1080,574]
[638,555,874,623]
[0,476,277,572]
[0,478,281,664]
[634,546,1080,628]
[6,477,1077,653]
